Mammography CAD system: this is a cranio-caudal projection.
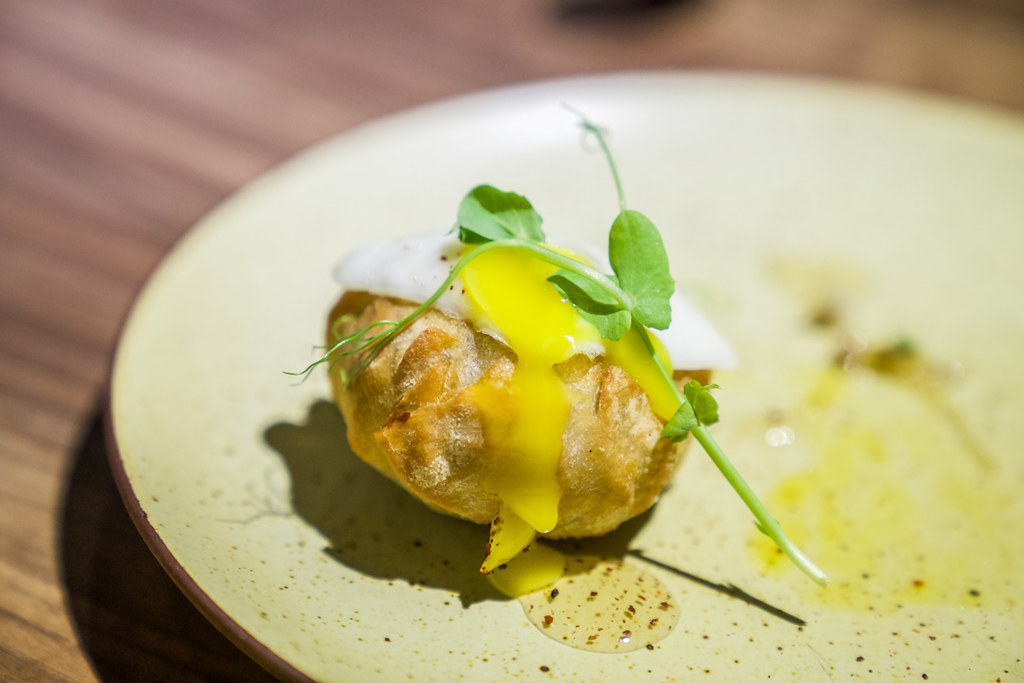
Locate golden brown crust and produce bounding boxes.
[326,292,710,539]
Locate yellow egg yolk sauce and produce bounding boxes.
[459,244,679,582]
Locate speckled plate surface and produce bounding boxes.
[108,72,1024,682]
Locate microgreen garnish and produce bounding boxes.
[547,270,631,340]
[456,185,545,243]
[608,209,674,330]
[663,380,721,439]
[292,112,828,587]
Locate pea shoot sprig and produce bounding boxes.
[293,115,828,587]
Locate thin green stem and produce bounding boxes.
[635,322,828,587]
[564,106,627,212]
[506,241,635,308]
[285,318,401,380]
[690,425,829,587]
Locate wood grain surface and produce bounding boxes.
[1,0,1022,679]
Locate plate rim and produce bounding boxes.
[102,404,315,682]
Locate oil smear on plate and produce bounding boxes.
[751,258,1024,614]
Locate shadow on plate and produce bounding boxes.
[60,407,277,682]
[264,402,809,626]
[263,400,655,608]
[264,400,504,606]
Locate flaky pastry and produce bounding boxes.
[326,291,710,539]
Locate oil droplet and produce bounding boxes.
[764,425,795,447]
[517,556,680,652]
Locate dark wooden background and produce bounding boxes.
[1,1,1022,679]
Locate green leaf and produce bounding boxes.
[579,308,631,340]
[662,403,698,442]
[608,209,674,329]
[683,381,720,426]
[548,269,631,340]
[457,185,545,243]
[547,269,622,316]
[662,381,720,441]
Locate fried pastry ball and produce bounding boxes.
[326,292,709,539]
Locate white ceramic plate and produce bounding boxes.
[109,72,1024,682]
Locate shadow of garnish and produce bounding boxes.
[264,400,502,606]
[544,515,805,626]
[626,550,807,627]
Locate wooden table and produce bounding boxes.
[2,1,1021,679]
